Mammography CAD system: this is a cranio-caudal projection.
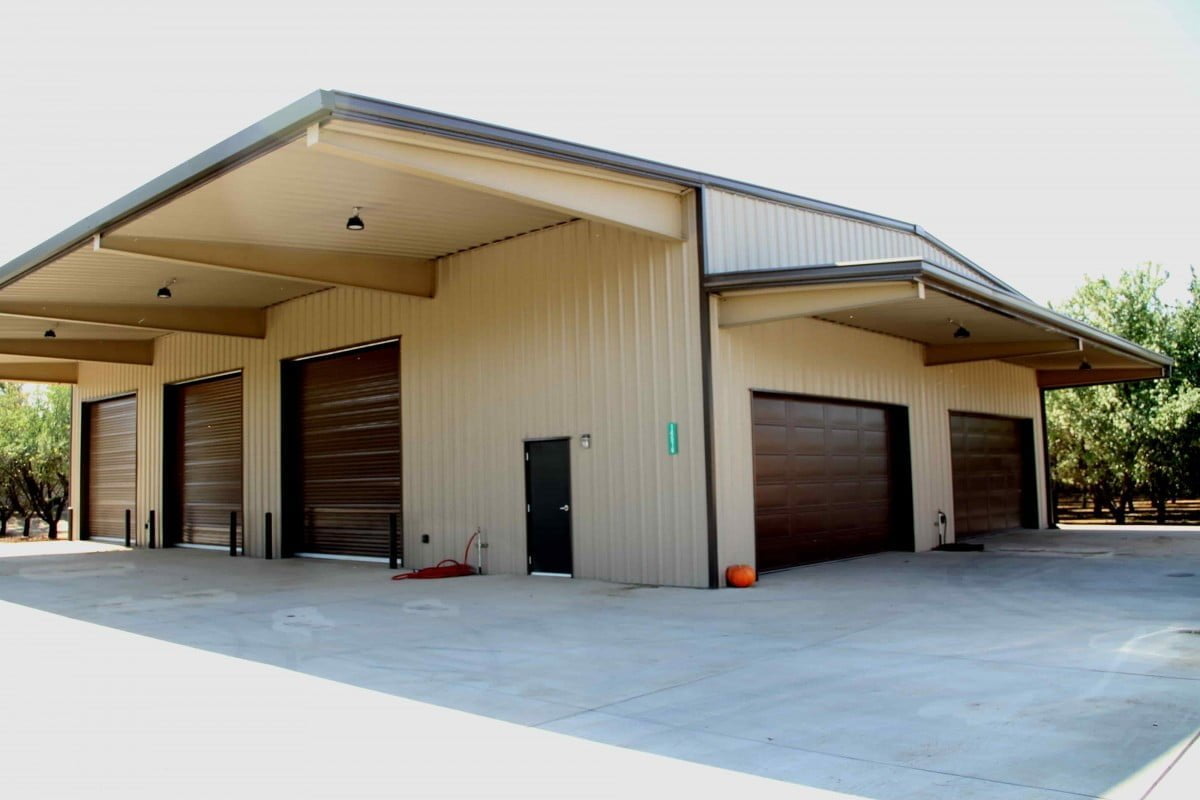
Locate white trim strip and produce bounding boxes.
[530,571,572,578]
[294,552,395,565]
[168,369,243,387]
[88,536,126,545]
[291,338,400,362]
[175,543,233,553]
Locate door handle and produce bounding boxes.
[559,505,570,512]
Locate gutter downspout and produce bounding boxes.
[1040,387,1058,529]
[695,187,720,588]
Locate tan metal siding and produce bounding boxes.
[711,306,1046,575]
[70,219,708,586]
[705,189,1009,289]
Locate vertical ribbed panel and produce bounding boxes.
[705,189,1008,289]
[70,219,708,586]
[711,309,1046,570]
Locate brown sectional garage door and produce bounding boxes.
[84,395,136,539]
[166,375,243,548]
[752,393,903,571]
[949,412,1035,536]
[285,341,401,558]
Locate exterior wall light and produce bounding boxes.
[580,433,591,449]
[953,324,971,339]
[1079,359,1093,370]
[43,328,56,338]
[157,278,176,299]
[346,207,365,231]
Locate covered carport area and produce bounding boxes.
[708,258,1171,557]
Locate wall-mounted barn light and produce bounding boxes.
[157,278,176,299]
[43,327,56,339]
[346,207,365,231]
[949,318,971,339]
[1079,359,1093,371]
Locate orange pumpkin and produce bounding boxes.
[725,564,756,588]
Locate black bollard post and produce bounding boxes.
[124,509,132,548]
[229,511,238,557]
[264,512,273,560]
[148,510,156,549]
[388,513,398,570]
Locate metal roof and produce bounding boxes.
[704,259,1172,369]
[1,89,1023,296]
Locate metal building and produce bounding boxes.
[0,91,1168,586]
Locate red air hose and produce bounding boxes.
[392,529,480,580]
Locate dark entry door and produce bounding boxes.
[165,374,243,548]
[525,439,572,575]
[752,393,904,570]
[949,412,1036,536]
[283,341,401,558]
[83,395,137,540]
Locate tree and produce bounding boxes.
[1045,265,1200,523]
[0,382,71,537]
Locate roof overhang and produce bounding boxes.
[706,259,1172,389]
[0,89,1160,388]
[0,90,695,380]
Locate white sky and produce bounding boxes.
[0,0,1196,305]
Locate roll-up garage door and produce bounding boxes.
[166,374,243,548]
[752,393,906,571]
[284,341,401,558]
[84,395,136,540]
[949,412,1035,536]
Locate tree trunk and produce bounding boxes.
[1092,493,1103,515]
[22,517,31,537]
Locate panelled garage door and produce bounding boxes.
[83,395,137,540]
[752,393,907,571]
[166,374,243,547]
[284,341,401,559]
[949,412,1035,536]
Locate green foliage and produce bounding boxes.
[1046,265,1200,523]
[0,382,71,536]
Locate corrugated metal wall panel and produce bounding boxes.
[70,218,708,587]
[704,189,1009,290]
[711,306,1046,575]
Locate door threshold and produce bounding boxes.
[87,536,126,545]
[175,543,234,552]
[530,571,572,578]
[294,552,396,565]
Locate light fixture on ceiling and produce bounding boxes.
[1079,359,1093,371]
[346,206,365,231]
[157,278,176,299]
[43,328,56,339]
[950,319,971,339]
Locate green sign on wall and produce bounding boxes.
[667,422,679,455]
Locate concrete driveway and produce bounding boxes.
[1,526,1198,799]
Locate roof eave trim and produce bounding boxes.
[0,90,337,288]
